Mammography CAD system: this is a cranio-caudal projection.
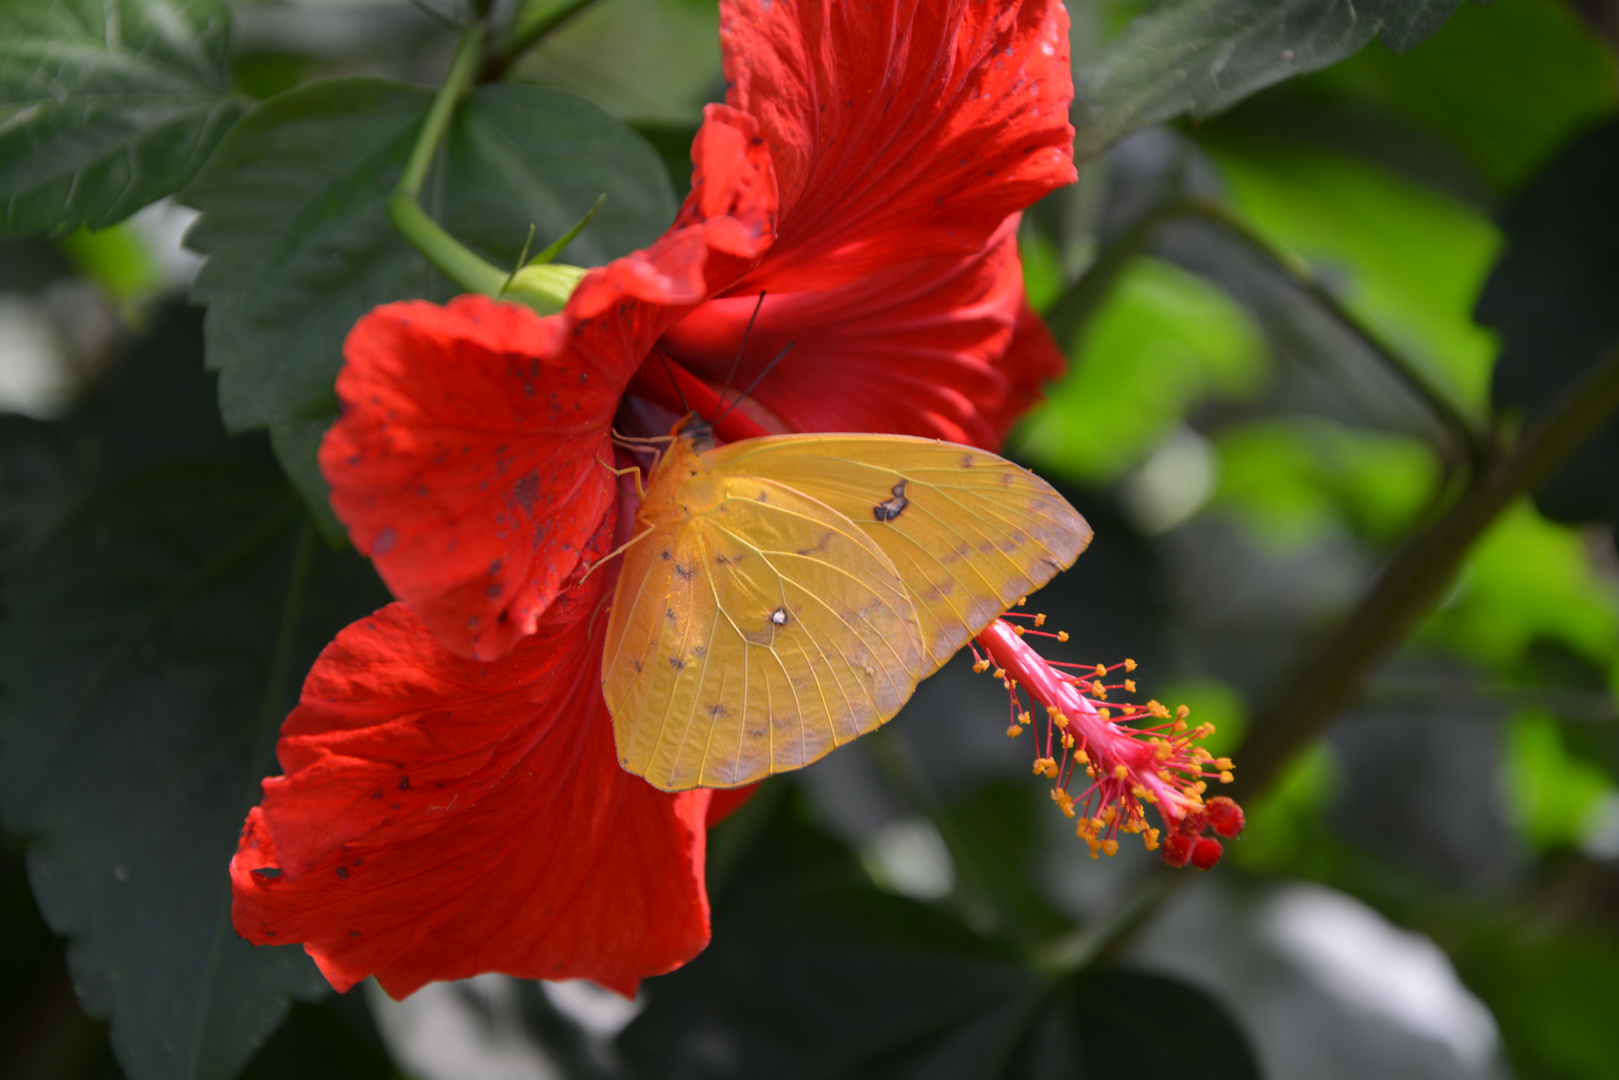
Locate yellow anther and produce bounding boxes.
[1019,711,1032,725]
[1197,723,1217,738]
[1086,766,1097,779]
[993,667,1006,680]
[973,659,991,673]
[1033,757,1059,778]
[1176,704,1191,720]
[1101,806,1117,825]
[1124,658,1137,672]
[1056,631,1069,642]
[1113,764,1129,780]
[1094,664,1108,678]
[1074,750,1089,765]
[1124,679,1136,693]
[1131,785,1147,799]
[1220,771,1234,784]
[1034,613,1047,627]
[1214,758,1234,771]
[1006,724,1023,738]
[1144,828,1160,852]
[1148,700,1170,720]
[1017,596,1027,607]
[1097,708,1111,720]
[1194,780,1208,794]
[1173,720,1188,733]
[1061,732,1075,750]
[1046,705,1061,718]
[1143,791,1158,804]
[1013,625,1025,637]
[1102,839,1119,857]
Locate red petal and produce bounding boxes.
[661,217,1057,449]
[322,105,779,661]
[230,600,713,998]
[721,0,1076,293]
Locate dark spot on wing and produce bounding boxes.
[669,656,685,672]
[873,480,910,523]
[770,606,790,626]
[675,563,695,579]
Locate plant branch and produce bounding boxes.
[1178,197,1490,467]
[482,0,604,82]
[1231,341,1619,801]
[1039,194,1490,467]
[387,22,510,298]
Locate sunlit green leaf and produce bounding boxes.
[1212,417,1441,551]
[1502,710,1612,852]
[0,0,246,235]
[1016,257,1268,484]
[1199,135,1499,412]
[1302,0,1618,190]
[1421,503,1619,669]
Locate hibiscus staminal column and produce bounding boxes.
[973,615,1244,869]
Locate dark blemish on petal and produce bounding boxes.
[349,930,361,937]
[486,583,502,598]
[372,527,397,554]
[398,776,411,791]
[335,866,350,879]
[371,790,382,799]
[512,471,541,513]
[252,867,282,879]
[873,480,910,523]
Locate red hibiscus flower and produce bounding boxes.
[230,0,1077,999]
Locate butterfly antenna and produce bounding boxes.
[712,340,796,427]
[713,290,768,416]
[657,352,692,415]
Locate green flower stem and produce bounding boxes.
[386,23,509,299]
[1230,341,1619,801]
[1040,194,1490,468]
[482,0,605,83]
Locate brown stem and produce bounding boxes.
[1231,342,1619,801]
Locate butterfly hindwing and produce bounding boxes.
[603,471,924,791]
[702,436,1093,671]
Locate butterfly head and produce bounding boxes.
[672,412,717,454]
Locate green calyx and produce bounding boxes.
[500,262,588,314]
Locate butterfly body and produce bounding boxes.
[602,418,1091,792]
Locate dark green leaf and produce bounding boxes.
[0,416,80,579]
[1479,117,1619,529]
[184,78,676,529]
[0,460,388,1080]
[1067,969,1261,1079]
[1075,0,1482,161]
[619,794,1050,1080]
[0,0,246,235]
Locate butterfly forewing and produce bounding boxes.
[703,436,1093,672]
[602,472,924,791]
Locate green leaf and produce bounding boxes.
[1501,710,1612,852]
[1074,0,1483,161]
[1200,133,1500,412]
[1000,969,1262,1079]
[0,460,388,1080]
[1299,0,1618,192]
[619,794,1050,1079]
[1478,117,1619,531]
[184,78,676,531]
[1014,257,1269,484]
[0,0,246,236]
[0,415,81,578]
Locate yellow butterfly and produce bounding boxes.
[601,418,1092,792]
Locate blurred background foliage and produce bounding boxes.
[4,0,1619,1078]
